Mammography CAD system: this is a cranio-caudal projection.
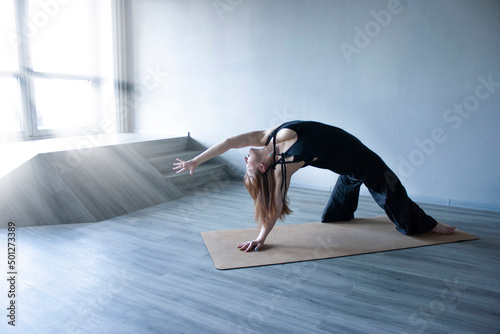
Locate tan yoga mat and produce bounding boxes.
[201,215,479,270]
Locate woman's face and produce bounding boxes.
[244,148,260,175]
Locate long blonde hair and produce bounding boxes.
[244,167,292,228]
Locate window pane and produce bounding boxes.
[0,78,22,133]
[34,78,92,130]
[29,0,91,76]
[0,0,19,72]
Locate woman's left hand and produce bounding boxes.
[237,239,263,252]
[173,158,198,175]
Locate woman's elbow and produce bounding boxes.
[224,137,236,150]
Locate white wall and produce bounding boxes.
[129,0,500,211]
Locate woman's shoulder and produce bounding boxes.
[275,127,297,142]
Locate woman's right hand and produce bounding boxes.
[173,158,198,175]
[237,239,264,252]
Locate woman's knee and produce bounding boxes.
[321,211,354,223]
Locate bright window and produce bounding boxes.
[0,1,22,137]
[0,1,18,72]
[29,0,92,76]
[34,78,93,130]
[0,0,116,141]
[0,78,22,132]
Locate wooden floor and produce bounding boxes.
[2,180,499,333]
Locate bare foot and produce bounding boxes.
[431,222,456,235]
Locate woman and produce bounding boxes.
[173,120,455,252]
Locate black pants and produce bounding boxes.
[321,170,438,235]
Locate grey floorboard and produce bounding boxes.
[1,181,499,334]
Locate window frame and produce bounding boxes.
[1,0,120,142]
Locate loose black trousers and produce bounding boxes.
[321,159,438,235]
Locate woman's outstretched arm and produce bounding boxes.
[237,166,288,252]
[173,128,275,174]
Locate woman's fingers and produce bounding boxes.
[173,158,186,173]
[254,242,261,251]
[173,158,196,175]
[174,165,185,173]
[241,243,249,251]
[237,242,249,251]
[237,241,260,252]
[173,158,182,169]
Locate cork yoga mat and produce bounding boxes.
[201,215,479,270]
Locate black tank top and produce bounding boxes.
[266,120,390,205]
[266,120,382,178]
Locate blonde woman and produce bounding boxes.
[174,121,455,252]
